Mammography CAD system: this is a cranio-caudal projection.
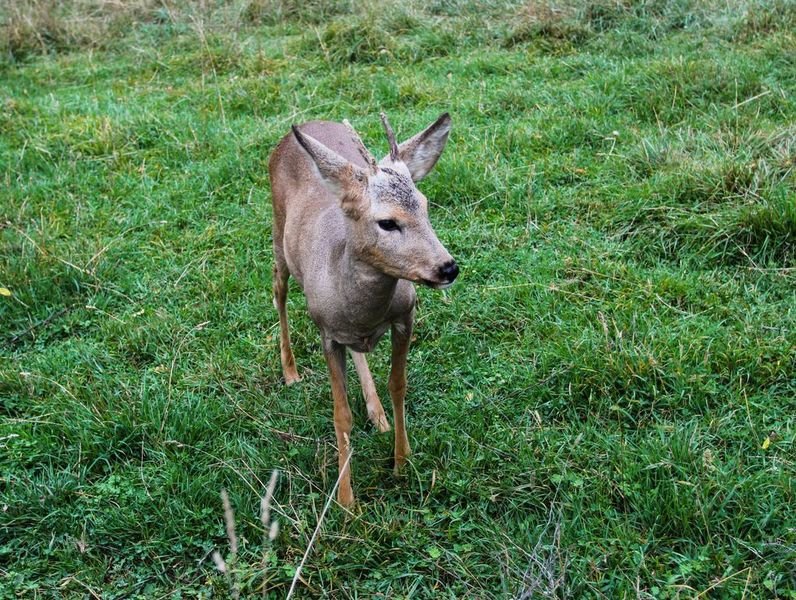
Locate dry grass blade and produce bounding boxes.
[286,450,353,600]
[260,469,279,529]
[220,489,238,556]
[260,470,280,598]
[210,472,281,597]
[517,506,567,599]
[211,550,227,574]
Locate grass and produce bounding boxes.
[1,0,795,596]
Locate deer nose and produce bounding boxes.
[437,260,459,283]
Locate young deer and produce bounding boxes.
[269,112,458,506]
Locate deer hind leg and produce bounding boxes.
[323,339,355,506]
[273,262,300,385]
[389,317,413,473]
[350,350,390,433]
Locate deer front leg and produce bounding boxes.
[350,350,391,433]
[323,338,354,506]
[273,264,300,385]
[389,316,413,473]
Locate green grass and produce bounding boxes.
[1,0,795,597]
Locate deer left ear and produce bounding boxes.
[292,126,369,218]
[382,113,451,182]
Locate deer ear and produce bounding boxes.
[292,126,369,218]
[385,113,451,182]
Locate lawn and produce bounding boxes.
[1,0,794,597]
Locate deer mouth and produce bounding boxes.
[421,278,455,290]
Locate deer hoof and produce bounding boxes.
[369,410,391,433]
[284,371,301,386]
[393,459,406,476]
[393,448,411,475]
[338,488,355,507]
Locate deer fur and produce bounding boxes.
[268,112,457,506]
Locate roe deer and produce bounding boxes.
[269,112,458,506]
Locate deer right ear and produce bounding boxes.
[392,113,451,182]
[292,126,369,218]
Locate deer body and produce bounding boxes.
[269,114,457,506]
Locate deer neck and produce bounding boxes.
[338,242,398,324]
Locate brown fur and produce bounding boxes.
[269,114,454,506]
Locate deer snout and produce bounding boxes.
[436,260,459,286]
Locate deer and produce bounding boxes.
[268,112,458,506]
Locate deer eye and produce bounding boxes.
[377,219,400,232]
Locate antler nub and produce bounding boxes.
[380,112,399,162]
[343,119,378,173]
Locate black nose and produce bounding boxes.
[437,260,459,282]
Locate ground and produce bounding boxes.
[1,0,794,597]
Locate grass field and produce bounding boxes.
[1,0,795,597]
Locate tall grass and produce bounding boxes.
[1,0,794,596]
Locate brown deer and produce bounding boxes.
[268,112,458,506]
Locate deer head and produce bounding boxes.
[292,113,458,289]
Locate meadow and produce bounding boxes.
[1,0,794,597]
